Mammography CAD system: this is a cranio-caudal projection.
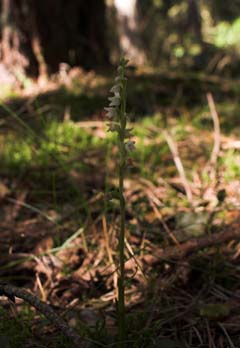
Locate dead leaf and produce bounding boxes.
[0,181,10,199]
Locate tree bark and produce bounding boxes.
[0,0,109,77]
[1,0,11,65]
[113,0,146,65]
[27,2,48,79]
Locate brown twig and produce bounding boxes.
[0,283,85,346]
[163,129,193,206]
[145,190,180,246]
[102,215,118,298]
[206,92,221,180]
[145,226,240,265]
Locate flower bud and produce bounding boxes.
[117,66,124,74]
[120,57,129,66]
[124,128,133,138]
[125,140,136,152]
[107,123,120,132]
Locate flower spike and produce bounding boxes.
[104,57,135,346]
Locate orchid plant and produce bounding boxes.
[105,57,135,347]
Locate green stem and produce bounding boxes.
[118,73,127,348]
[118,162,126,347]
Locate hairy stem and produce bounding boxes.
[118,163,126,347]
[118,73,127,348]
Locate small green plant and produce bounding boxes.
[105,57,135,347]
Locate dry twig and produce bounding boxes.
[163,129,193,205]
[0,283,85,347]
[145,226,240,265]
[206,92,221,181]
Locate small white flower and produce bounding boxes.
[115,76,121,83]
[125,140,135,152]
[110,85,121,94]
[108,96,120,102]
[108,96,121,107]
[114,91,120,98]
[104,107,116,119]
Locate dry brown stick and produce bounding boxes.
[163,129,193,206]
[145,191,180,246]
[0,283,85,347]
[147,227,240,265]
[206,92,221,181]
[102,215,118,298]
[207,93,221,166]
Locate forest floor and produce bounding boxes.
[0,66,240,347]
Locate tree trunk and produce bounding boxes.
[0,0,109,78]
[113,0,146,65]
[31,0,109,72]
[1,0,28,71]
[1,0,11,65]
